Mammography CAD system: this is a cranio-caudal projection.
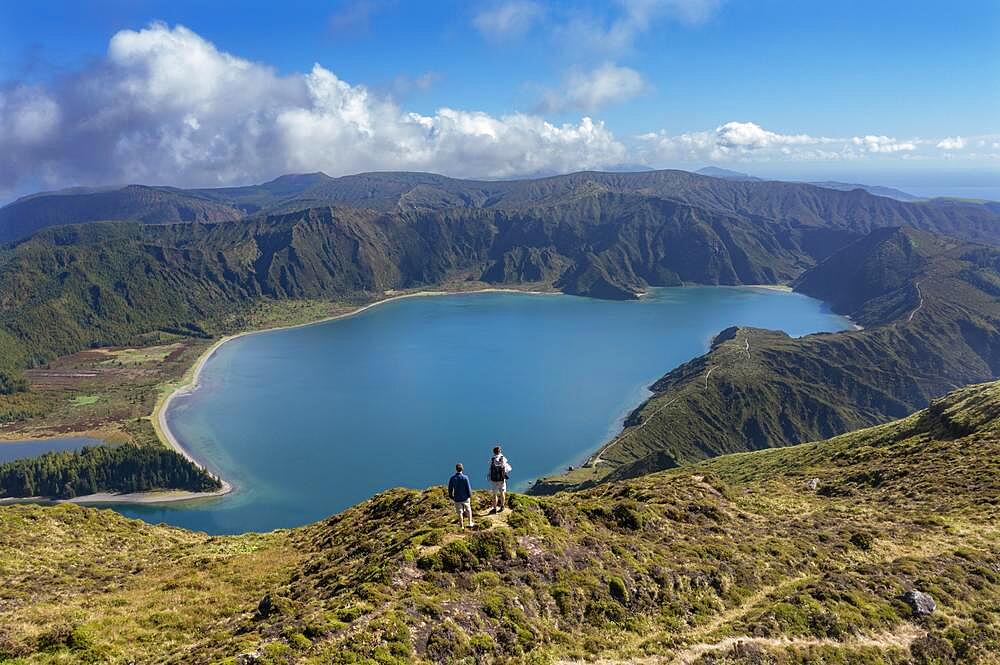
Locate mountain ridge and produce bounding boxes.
[4,169,999,246]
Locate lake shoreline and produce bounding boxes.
[144,286,561,505]
[3,283,843,509]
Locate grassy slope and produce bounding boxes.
[1,381,999,664]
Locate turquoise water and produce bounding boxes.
[0,437,104,463]
[113,287,851,534]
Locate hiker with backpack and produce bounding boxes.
[448,463,475,529]
[487,445,512,513]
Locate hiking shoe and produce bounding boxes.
[499,505,505,512]
[468,522,476,528]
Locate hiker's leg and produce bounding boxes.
[500,489,507,510]
[454,501,465,526]
[464,501,474,527]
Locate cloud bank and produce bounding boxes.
[0,23,989,198]
[0,23,624,195]
[638,122,942,163]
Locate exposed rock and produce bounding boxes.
[805,478,820,491]
[902,589,936,616]
[236,652,261,664]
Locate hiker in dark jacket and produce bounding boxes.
[448,463,475,528]
[487,445,511,513]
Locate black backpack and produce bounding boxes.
[489,456,507,482]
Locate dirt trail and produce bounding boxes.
[555,624,924,665]
[683,574,810,643]
[908,281,924,322]
[670,623,925,664]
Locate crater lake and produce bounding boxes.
[112,287,852,534]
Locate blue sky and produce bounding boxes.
[1,0,997,198]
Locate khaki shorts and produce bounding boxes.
[454,500,472,519]
[490,480,507,495]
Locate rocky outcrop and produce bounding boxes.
[902,590,937,616]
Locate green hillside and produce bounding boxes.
[534,228,1000,492]
[1,380,998,663]
[0,193,886,370]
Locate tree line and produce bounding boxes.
[0,444,222,499]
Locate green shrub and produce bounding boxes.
[472,571,501,589]
[608,576,629,604]
[287,632,312,650]
[550,584,575,616]
[418,540,478,572]
[850,532,875,551]
[585,599,627,627]
[467,528,516,560]
[425,621,470,661]
[421,530,443,546]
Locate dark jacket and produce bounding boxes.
[448,472,472,502]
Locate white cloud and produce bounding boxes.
[936,136,967,150]
[538,63,646,112]
[327,0,392,37]
[852,135,916,154]
[715,121,816,149]
[389,71,441,97]
[559,0,722,55]
[0,85,61,145]
[0,23,625,195]
[638,122,835,162]
[637,122,931,163]
[473,1,544,39]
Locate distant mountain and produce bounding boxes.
[4,169,1000,246]
[695,166,762,181]
[188,172,335,212]
[0,185,244,243]
[0,192,863,367]
[808,180,920,202]
[691,167,921,202]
